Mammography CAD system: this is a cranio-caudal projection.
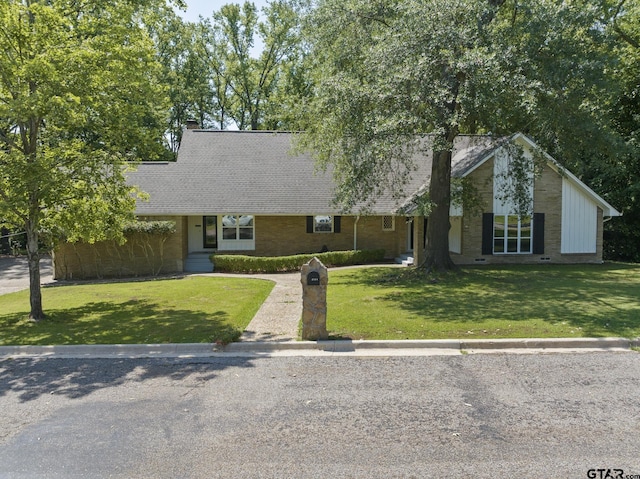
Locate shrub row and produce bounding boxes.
[211,249,386,273]
[123,220,176,236]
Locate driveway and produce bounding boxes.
[0,256,54,296]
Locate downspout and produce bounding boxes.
[353,216,360,251]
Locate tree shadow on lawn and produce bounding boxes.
[0,296,257,403]
[330,264,640,338]
[0,355,256,403]
[0,299,243,346]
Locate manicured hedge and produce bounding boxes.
[211,249,386,273]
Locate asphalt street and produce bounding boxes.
[1,352,639,478]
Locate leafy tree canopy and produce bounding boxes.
[583,0,640,261]
[0,0,174,318]
[207,0,309,130]
[155,0,311,146]
[300,0,623,270]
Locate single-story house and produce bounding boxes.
[53,128,621,279]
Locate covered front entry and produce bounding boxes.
[185,216,217,272]
[187,216,217,254]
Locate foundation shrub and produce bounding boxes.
[212,249,385,273]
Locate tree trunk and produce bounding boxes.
[421,149,457,272]
[250,110,259,130]
[25,220,44,321]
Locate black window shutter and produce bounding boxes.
[334,216,341,233]
[423,218,428,249]
[533,213,545,254]
[481,213,494,255]
[306,216,313,233]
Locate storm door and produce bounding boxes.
[203,216,217,249]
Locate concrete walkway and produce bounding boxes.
[207,264,403,342]
[199,271,302,341]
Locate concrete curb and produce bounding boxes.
[1,337,638,359]
[0,343,218,359]
[223,339,462,353]
[458,337,637,350]
[223,337,640,354]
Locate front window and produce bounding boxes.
[222,215,254,240]
[493,214,532,254]
[314,215,333,233]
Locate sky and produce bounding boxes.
[176,0,271,23]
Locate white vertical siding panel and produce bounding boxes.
[493,151,513,214]
[449,217,462,254]
[450,182,463,217]
[493,146,534,215]
[449,202,463,217]
[562,179,597,253]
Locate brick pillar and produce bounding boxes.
[300,257,328,340]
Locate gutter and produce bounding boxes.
[353,216,360,250]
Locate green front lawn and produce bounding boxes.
[327,263,640,340]
[0,276,274,345]
[3,263,639,346]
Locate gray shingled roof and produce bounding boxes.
[128,130,502,216]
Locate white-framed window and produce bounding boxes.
[222,215,254,240]
[493,214,532,254]
[382,216,395,231]
[314,215,333,233]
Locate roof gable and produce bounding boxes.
[453,133,621,217]
[129,131,341,215]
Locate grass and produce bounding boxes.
[326,263,640,340]
[3,263,639,345]
[0,276,274,346]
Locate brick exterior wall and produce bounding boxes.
[251,215,408,258]
[55,155,606,279]
[454,158,492,264]
[453,158,603,265]
[54,215,409,279]
[53,216,186,279]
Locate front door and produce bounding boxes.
[407,218,414,252]
[188,216,217,253]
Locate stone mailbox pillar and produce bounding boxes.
[300,257,328,340]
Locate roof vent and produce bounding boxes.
[185,119,200,130]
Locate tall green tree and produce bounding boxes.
[301,0,619,272]
[489,1,622,166]
[0,0,170,319]
[153,1,309,147]
[583,0,640,261]
[208,0,308,130]
[150,11,218,151]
